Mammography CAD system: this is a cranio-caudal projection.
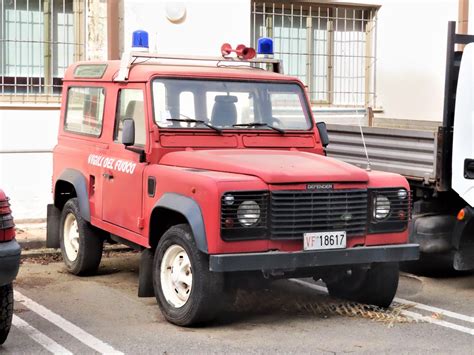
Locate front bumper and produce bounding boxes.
[0,239,21,286]
[209,243,419,272]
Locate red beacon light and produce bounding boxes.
[220,43,256,60]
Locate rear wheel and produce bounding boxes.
[0,283,13,345]
[60,198,104,275]
[324,262,399,308]
[153,224,225,326]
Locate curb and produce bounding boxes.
[21,245,134,259]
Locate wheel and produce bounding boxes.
[153,224,225,326]
[324,262,399,308]
[0,283,13,345]
[59,198,104,275]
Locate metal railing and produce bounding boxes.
[251,1,378,107]
[0,0,85,103]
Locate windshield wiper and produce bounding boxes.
[232,122,285,134]
[167,117,222,134]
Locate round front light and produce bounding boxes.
[374,195,391,220]
[237,201,261,227]
[397,189,408,200]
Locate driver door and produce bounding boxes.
[102,87,148,234]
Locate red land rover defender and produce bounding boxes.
[47,34,418,326]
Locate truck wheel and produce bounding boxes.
[325,262,399,308]
[59,198,104,276]
[0,283,13,345]
[153,224,225,326]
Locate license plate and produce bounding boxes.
[303,231,347,251]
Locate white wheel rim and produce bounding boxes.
[160,244,193,308]
[63,213,80,262]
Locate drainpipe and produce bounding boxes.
[107,0,120,60]
[458,0,469,50]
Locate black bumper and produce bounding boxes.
[209,243,419,272]
[0,240,21,286]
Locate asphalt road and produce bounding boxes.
[2,251,473,354]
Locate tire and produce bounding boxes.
[325,262,399,308]
[59,198,104,275]
[0,283,13,345]
[153,224,225,326]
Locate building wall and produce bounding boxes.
[0,0,468,219]
[123,0,250,55]
[374,0,458,122]
[0,107,59,220]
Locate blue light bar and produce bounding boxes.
[132,30,149,50]
[257,37,274,56]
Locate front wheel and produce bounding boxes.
[153,224,225,326]
[59,198,104,275]
[0,283,14,345]
[324,262,399,308]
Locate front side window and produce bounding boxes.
[64,87,105,136]
[114,89,146,146]
[152,79,312,131]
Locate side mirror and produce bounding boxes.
[316,122,330,148]
[122,118,135,146]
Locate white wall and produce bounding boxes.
[123,0,251,55]
[0,108,59,220]
[375,0,458,121]
[470,1,474,34]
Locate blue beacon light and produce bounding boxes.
[132,30,149,51]
[257,37,274,57]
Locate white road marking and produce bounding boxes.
[394,297,474,324]
[15,291,124,355]
[12,315,73,355]
[401,310,474,336]
[289,279,474,336]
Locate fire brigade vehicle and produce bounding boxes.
[47,31,419,326]
[0,189,20,344]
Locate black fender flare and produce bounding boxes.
[153,193,208,253]
[55,168,91,222]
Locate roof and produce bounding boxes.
[63,59,300,83]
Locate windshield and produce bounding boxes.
[152,79,312,131]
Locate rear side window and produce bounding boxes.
[64,87,105,136]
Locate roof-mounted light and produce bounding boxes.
[257,37,274,57]
[132,30,149,52]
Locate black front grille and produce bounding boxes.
[270,189,368,239]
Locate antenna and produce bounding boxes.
[353,96,372,172]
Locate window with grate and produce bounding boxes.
[0,0,85,103]
[251,1,378,107]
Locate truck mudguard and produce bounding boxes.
[154,193,208,253]
[56,169,91,222]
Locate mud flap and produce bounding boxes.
[46,204,61,249]
[138,248,155,297]
[453,246,474,271]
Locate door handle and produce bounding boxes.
[102,172,114,180]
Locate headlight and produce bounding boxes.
[237,201,261,227]
[374,195,391,220]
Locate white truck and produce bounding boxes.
[326,22,474,270]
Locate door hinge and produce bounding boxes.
[137,217,145,229]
